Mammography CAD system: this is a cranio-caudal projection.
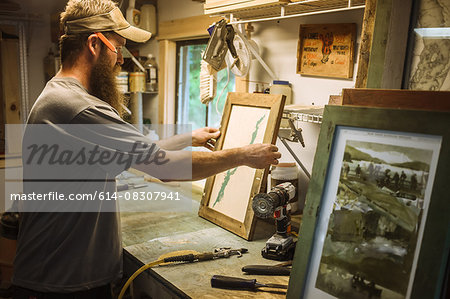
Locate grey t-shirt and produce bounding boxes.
[13,77,159,292]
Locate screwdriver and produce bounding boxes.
[242,265,291,276]
[211,275,288,291]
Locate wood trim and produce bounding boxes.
[342,89,450,111]
[381,0,412,89]
[1,27,22,156]
[355,0,377,88]
[365,0,393,88]
[1,33,21,125]
[157,15,223,124]
[158,15,223,41]
[158,40,177,124]
[0,32,4,155]
[234,76,249,93]
[355,0,413,88]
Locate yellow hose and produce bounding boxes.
[118,259,164,299]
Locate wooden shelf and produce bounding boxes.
[124,91,158,95]
[205,0,365,24]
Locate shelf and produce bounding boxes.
[124,91,158,95]
[283,105,323,124]
[207,0,365,24]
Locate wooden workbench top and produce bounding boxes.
[120,182,291,298]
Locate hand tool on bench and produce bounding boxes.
[242,260,292,276]
[211,275,288,291]
[119,248,247,299]
[242,265,290,276]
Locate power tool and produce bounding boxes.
[252,182,296,261]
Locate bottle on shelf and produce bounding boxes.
[140,4,157,35]
[270,80,292,105]
[126,0,141,27]
[116,71,129,93]
[144,54,158,92]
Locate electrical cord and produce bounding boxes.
[118,253,204,298]
[118,249,247,298]
[118,258,164,299]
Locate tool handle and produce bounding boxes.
[211,275,256,290]
[164,254,195,263]
[196,252,215,261]
[242,265,291,276]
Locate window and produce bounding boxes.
[176,39,235,130]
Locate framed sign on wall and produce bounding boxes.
[297,23,356,79]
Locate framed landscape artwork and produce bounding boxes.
[287,105,449,299]
[198,92,285,240]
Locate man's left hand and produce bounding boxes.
[192,127,220,150]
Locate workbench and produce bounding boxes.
[120,180,292,298]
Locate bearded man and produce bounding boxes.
[12,0,281,298]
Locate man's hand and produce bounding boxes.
[192,127,221,150]
[242,144,281,169]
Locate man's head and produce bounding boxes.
[60,0,150,66]
[58,0,151,116]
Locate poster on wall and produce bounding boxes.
[297,23,356,79]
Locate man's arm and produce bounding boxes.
[155,127,220,151]
[133,143,280,181]
[191,143,279,180]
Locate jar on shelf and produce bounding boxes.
[116,71,129,93]
[269,80,292,105]
[129,72,145,93]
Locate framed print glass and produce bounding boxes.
[287,105,450,299]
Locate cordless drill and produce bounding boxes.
[252,182,296,260]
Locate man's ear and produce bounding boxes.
[87,34,100,57]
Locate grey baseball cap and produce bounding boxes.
[64,7,151,42]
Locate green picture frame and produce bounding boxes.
[287,105,450,299]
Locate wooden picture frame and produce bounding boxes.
[287,105,450,299]
[297,23,356,79]
[198,92,285,240]
[341,88,450,111]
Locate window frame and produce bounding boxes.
[175,38,209,127]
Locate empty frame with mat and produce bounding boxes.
[198,92,285,240]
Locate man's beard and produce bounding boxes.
[90,51,126,117]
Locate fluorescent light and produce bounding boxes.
[414,27,450,39]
